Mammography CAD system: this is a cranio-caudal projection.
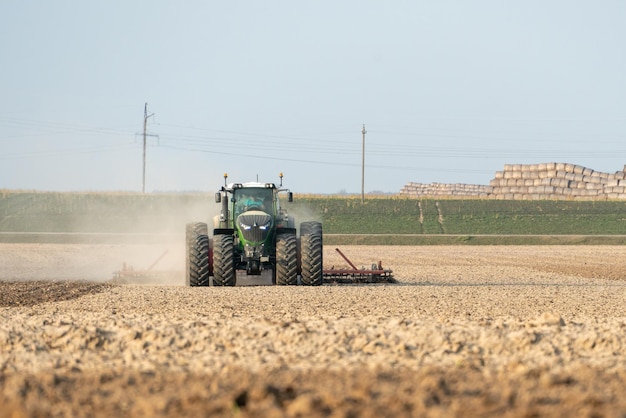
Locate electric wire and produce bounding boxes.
[2,118,625,175]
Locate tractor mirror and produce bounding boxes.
[215,192,221,203]
[288,192,293,202]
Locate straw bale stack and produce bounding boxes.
[398,182,493,198]
[399,163,626,200]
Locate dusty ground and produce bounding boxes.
[1,243,626,417]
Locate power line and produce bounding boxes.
[0,116,135,139]
[0,143,136,161]
[157,143,494,173]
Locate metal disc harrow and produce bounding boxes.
[323,248,395,284]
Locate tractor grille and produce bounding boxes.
[238,212,272,243]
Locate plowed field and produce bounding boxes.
[1,244,625,417]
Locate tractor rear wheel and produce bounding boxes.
[213,234,236,286]
[275,233,298,285]
[185,222,210,287]
[300,221,323,286]
[300,221,322,238]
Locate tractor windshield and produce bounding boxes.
[233,188,274,216]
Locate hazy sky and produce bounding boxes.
[1,1,625,193]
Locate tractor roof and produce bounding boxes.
[226,182,277,191]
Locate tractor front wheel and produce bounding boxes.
[275,233,298,285]
[213,234,236,286]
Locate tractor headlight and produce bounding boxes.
[239,218,271,230]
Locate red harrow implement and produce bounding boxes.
[112,250,169,280]
[323,248,395,284]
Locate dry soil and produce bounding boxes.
[1,244,626,417]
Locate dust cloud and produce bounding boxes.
[0,243,180,283]
[99,196,222,285]
[285,201,322,235]
[0,193,223,285]
[0,192,322,286]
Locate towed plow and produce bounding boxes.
[323,247,395,284]
[112,250,170,281]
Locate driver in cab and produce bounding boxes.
[237,194,265,212]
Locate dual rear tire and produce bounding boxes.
[185,222,210,287]
[299,221,323,286]
[185,223,236,286]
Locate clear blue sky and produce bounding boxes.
[1,1,625,193]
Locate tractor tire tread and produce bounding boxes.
[185,222,210,287]
[213,234,236,286]
[276,233,298,285]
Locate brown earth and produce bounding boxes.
[1,244,626,417]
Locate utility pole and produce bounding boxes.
[361,124,367,203]
[142,103,156,193]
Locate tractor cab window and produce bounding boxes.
[234,188,273,216]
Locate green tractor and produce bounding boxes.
[186,174,323,286]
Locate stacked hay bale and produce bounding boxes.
[399,182,493,198]
[400,163,626,200]
[489,163,626,200]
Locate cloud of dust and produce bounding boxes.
[8,192,323,285]
[101,194,222,285]
[285,200,322,235]
[16,193,224,285]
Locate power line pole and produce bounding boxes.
[142,102,156,193]
[361,124,367,203]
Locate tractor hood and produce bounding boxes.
[237,210,273,244]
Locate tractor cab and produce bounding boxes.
[232,184,275,217]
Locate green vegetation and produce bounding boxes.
[0,191,212,233]
[2,191,626,244]
[294,196,626,236]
